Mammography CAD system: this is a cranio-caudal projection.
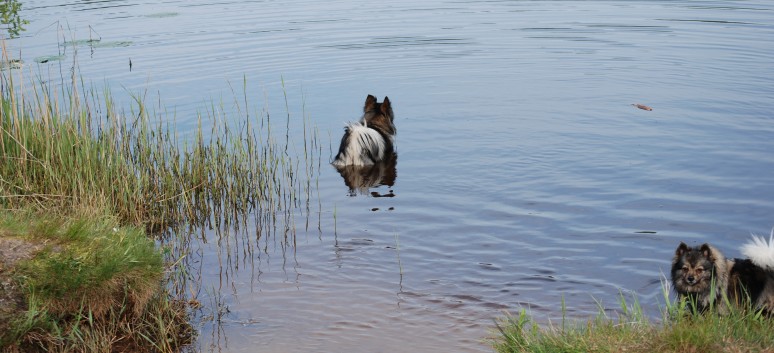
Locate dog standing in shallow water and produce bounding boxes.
[332,95,396,167]
[671,232,774,314]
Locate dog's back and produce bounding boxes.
[332,95,396,167]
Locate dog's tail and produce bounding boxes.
[741,228,774,271]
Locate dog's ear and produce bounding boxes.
[364,95,378,112]
[676,242,689,256]
[699,243,713,259]
[381,96,392,117]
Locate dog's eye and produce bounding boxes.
[696,268,703,274]
[682,266,689,271]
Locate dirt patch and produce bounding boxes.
[0,236,48,335]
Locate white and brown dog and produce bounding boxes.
[332,95,396,167]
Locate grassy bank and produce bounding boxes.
[491,292,774,353]
[1,42,319,351]
[0,211,191,352]
[0,46,193,351]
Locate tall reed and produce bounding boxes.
[0,46,320,241]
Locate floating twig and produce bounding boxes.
[632,103,653,111]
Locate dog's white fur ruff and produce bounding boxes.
[332,121,391,167]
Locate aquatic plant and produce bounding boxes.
[0,0,28,38]
[0,45,320,241]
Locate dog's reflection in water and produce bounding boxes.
[334,153,397,197]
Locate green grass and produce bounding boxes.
[491,289,774,353]
[15,213,162,317]
[0,210,191,352]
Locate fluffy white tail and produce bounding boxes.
[741,228,774,270]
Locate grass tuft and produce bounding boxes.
[18,215,162,318]
[491,287,774,353]
[0,210,191,352]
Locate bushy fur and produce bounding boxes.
[741,230,774,271]
[332,95,396,167]
[671,232,774,315]
[671,242,730,313]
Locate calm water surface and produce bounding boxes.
[5,1,774,352]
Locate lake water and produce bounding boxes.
[5,1,774,352]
